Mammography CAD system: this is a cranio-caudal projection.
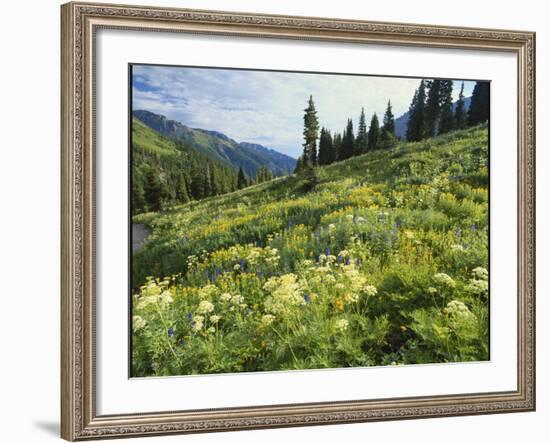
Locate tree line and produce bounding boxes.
[134,78,490,213]
[406,80,489,142]
[296,96,397,171]
[297,79,489,171]
[132,139,276,214]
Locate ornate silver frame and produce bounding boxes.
[61,2,536,440]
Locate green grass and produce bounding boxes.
[132,118,181,158]
[132,124,489,377]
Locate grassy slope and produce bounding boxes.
[132,124,489,375]
[134,124,488,286]
[132,118,181,158]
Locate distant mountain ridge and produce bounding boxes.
[394,96,472,140]
[133,110,296,178]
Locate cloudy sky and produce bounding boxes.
[132,65,476,159]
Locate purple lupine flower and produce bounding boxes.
[325,247,331,256]
[303,294,311,303]
[187,312,193,322]
[356,258,362,268]
[337,255,343,264]
[345,257,350,265]
[167,327,174,337]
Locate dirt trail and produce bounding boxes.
[132,224,150,253]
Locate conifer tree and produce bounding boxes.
[340,119,355,160]
[326,129,335,164]
[355,107,368,154]
[132,177,147,211]
[190,168,205,200]
[424,79,442,138]
[367,113,380,150]
[318,127,327,165]
[406,80,426,142]
[302,95,319,166]
[454,82,468,130]
[237,166,247,189]
[438,80,454,135]
[333,132,342,161]
[144,166,165,211]
[209,164,218,196]
[255,166,264,183]
[382,100,395,136]
[468,81,490,126]
[380,101,397,149]
[318,127,335,165]
[176,176,190,203]
[255,166,273,184]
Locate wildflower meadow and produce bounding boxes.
[131,124,489,377]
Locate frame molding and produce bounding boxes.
[61,2,535,440]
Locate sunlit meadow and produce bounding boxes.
[131,124,489,377]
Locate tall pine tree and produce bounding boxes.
[255,166,273,183]
[406,80,426,142]
[144,166,165,211]
[438,80,454,135]
[367,113,380,151]
[326,129,335,164]
[468,81,490,126]
[340,119,355,160]
[333,132,342,161]
[237,166,247,189]
[302,95,319,166]
[454,82,468,130]
[383,101,395,135]
[318,127,335,165]
[176,176,190,204]
[380,101,396,148]
[424,79,442,138]
[355,107,368,154]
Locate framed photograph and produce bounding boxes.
[61,1,536,440]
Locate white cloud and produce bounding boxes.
[132,65,478,158]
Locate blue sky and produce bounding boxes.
[132,65,476,158]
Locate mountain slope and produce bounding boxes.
[133,110,296,178]
[395,96,472,140]
[132,123,489,376]
[132,118,240,213]
[133,123,489,287]
[132,124,489,376]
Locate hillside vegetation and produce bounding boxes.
[132,118,243,213]
[132,124,489,376]
[133,110,296,178]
